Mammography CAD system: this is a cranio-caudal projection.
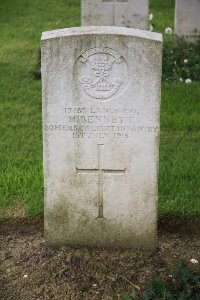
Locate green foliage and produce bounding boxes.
[171,260,200,298]
[140,278,170,300]
[149,0,174,35]
[134,260,200,300]
[162,39,200,82]
[123,296,134,300]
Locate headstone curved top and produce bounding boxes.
[41,26,162,250]
[81,0,149,30]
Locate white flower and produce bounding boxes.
[149,13,153,21]
[169,274,173,278]
[23,274,28,278]
[185,78,192,84]
[184,59,188,64]
[165,27,173,35]
[190,259,198,264]
[179,78,183,82]
[149,24,153,32]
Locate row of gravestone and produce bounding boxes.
[82,0,200,43]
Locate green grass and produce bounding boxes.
[160,83,200,218]
[150,0,175,34]
[0,0,199,219]
[0,0,80,218]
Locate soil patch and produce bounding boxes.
[1,231,200,300]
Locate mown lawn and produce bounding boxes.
[0,0,199,219]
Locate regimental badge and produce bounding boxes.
[76,47,129,100]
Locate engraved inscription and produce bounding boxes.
[76,48,129,100]
[76,144,126,218]
[44,106,159,139]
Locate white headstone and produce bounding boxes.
[41,26,162,250]
[175,0,200,43]
[81,0,149,30]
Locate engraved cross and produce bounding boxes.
[76,144,126,219]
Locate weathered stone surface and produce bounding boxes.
[41,26,162,250]
[175,0,200,43]
[81,0,149,30]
